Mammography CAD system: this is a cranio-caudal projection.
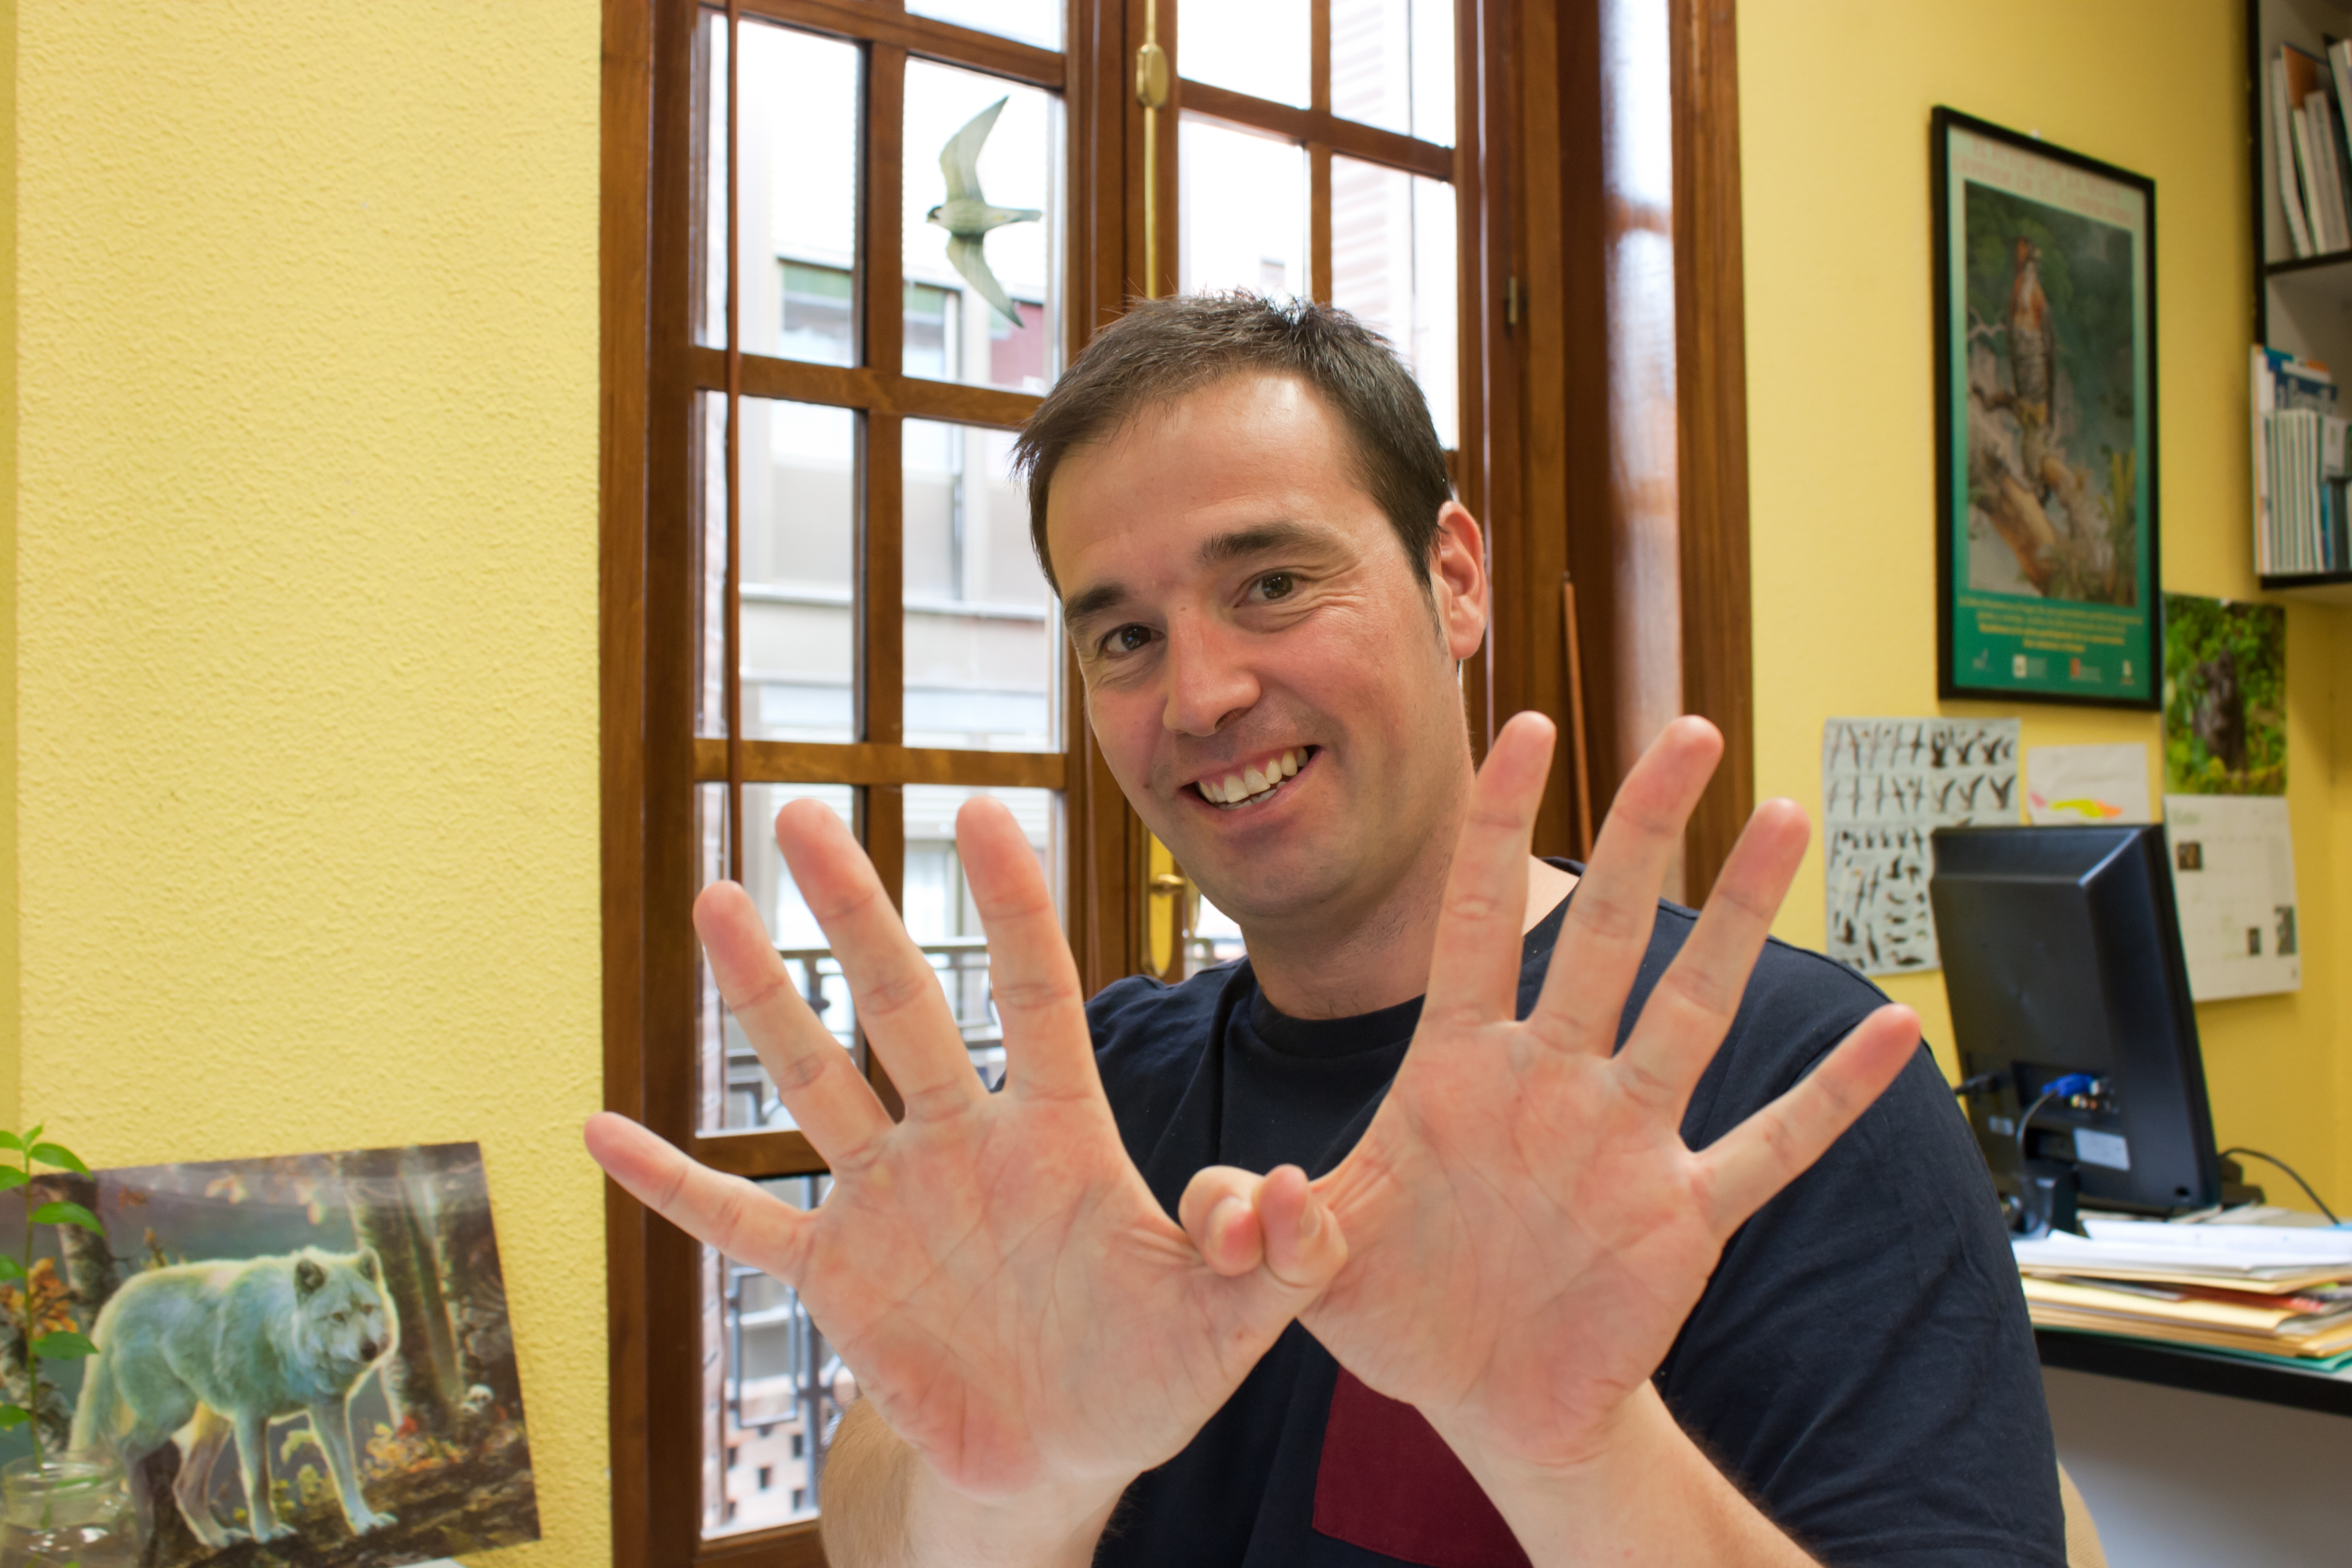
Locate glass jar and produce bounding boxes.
[0,1450,138,1568]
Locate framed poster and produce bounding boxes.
[1932,107,2159,709]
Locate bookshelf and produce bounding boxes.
[2251,0,2352,602]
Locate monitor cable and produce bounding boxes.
[2218,1146,2340,1225]
[2014,1087,2060,1179]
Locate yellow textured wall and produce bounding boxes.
[1743,0,2351,1208]
[0,0,18,1140]
[13,6,603,1563]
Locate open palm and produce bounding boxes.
[584,798,1342,1505]
[1300,715,1918,1473]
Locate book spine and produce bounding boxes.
[2294,108,2331,254]
[2253,346,2273,575]
[2278,56,2320,256]
[2310,93,2351,250]
[2316,94,2350,249]
[2329,41,2352,182]
[2304,413,2323,570]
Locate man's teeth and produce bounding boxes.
[1200,748,1305,805]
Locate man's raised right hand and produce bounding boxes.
[582,796,1346,1560]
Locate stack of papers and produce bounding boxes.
[2015,1220,2352,1370]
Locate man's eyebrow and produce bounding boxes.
[1196,520,1334,565]
[1061,581,1130,626]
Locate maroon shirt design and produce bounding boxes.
[1311,1368,1531,1568]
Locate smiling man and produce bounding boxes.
[585,296,2065,1568]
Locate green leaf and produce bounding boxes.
[0,1406,28,1430]
[0,1133,20,1153]
[29,1144,86,1176]
[24,1125,42,1145]
[0,1169,26,1192]
[31,1332,95,1360]
[30,1201,102,1235]
[0,1255,24,1282]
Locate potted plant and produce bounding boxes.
[0,1128,132,1568]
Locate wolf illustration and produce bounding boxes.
[70,1246,400,1548]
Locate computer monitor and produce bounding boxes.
[1928,823,2221,1217]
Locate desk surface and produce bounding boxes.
[2036,1329,2352,1419]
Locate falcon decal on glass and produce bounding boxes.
[927,97,1043,326]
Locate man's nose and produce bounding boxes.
[1159,610,1258,736]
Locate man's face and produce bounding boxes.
[1047,373,1487,929]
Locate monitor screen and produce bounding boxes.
[1929,823,2219,1215]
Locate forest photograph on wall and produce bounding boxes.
[1932,107,2158,709]
[0,1142,537,1567]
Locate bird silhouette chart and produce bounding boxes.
[927,97,1042,327]
[1821,717,2021,976]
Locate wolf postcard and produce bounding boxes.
[0,1142,539,1567]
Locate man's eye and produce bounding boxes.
[1255,571,1295,601]
[1104,624,1153,655]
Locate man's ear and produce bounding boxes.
[1427,502,1489,661]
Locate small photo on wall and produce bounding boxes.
[2162,592,2286,796]
[0,1142,539,1567]
[1933,107,2159,709]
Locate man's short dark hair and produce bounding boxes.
[1010,293,1453,592]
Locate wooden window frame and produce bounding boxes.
[600,1,1752,1563]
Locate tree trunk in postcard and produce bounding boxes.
[18,1173,112,1454]
[26,1170,117,1320]
[337,1147,456,1436]
[428,1149,522,1417]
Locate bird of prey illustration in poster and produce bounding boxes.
[927,97,1042,327]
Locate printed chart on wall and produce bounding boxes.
[1822,717,2021,975]
[2162,593,2297,1000]
[1932,109,2157,709]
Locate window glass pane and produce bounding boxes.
[704,1175,850,1536]
[705,783,861,1133]
[907,0,1063,52]
[1186,891,1247,977]
[902,786,1064,1091]
[1178,117,1308,302]
[740,20,862,364]
[902,420,1061,752]
[1330,159,1459,448]
[1178,0,1310,107]
[696,395,729,737]
[1331,0,1455,146]
[695,783,733,1129]
[740,398,857,744]
[698,9,727,349]
[904,63,1064,394]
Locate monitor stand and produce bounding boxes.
[2012,1156,2085,1238]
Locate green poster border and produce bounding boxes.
[1930,107,2160,710]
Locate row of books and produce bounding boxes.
[2016,1215,2352,1370]
[2249,346,2350,574]
[2269,41,2352,257]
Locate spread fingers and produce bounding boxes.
[1696,1004,1920,1236]
[695,879,894,1169]
[584,1112,814,1284]
[959,797,1103,1108]
[771,797,987,1125]
[1529,716,1721,1054]
[1420,712,1557,1032]
[1611,798,1811,1116]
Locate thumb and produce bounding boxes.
[1253,1164,1348,1293]
[1178,1164,1346,1293]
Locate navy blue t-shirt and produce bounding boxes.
[1085,873,2065,1567]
